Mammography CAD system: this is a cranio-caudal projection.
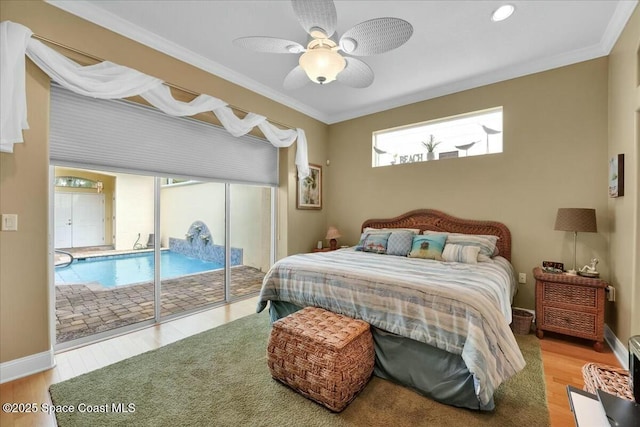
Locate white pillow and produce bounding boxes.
[442,244,480,264]
[364,227,420,234]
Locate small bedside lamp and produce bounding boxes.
[325,226,342,251]
[554,208,597,275]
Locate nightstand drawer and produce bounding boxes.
[542,282,597,308]
[543,306,596,335]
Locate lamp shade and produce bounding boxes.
[325,226,342,240]
[554,208,597,233]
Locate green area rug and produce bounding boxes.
[49,313,550,426]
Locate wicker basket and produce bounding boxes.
[582,362,633,400]
[267,307,374,412]
[511,309,533,335]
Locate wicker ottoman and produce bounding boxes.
[582,362,634,401]
[267,306,374,412]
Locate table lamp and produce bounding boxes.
[554,208,597,275]
[325,226,342,251]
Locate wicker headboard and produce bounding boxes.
[361,209,511,261]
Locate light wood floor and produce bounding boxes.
[0,297,622,427]
[540,331,621,426]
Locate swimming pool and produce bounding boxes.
[55,251,223,288]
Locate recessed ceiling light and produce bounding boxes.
[491,4,515,22]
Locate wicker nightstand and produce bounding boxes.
[533,267,608,352]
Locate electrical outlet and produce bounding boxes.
[606,285,615,302]
[518,272,526,284]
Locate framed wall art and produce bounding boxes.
[297,164,322,209]
[608,154,624,198]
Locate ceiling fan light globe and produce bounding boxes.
[299,47,346,84]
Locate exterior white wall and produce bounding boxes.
[230,184,272,272]
[160,182,225,249]
[114,173,155,250]
[160,182,271,271]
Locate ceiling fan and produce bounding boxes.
[233,0,413,89]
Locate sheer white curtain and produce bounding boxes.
[0,20,31,152]
[0,20,309,179]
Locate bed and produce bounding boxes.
[256,209,525,411]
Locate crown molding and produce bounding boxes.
[325,41,611,124]
[46,0,330,124]
[326,1,638,124]
[47,0,637,126]
[600,0,638,54]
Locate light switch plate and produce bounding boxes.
[1,214,18,231]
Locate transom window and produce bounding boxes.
[372,107,503,167]
[55,176,101,189]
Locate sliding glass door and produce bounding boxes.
[53,168,273,347]
[229,183,273,299]
[50,85,277,347]
[53,167,156,345]
[159,179,226,318]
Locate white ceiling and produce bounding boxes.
[48,0,637,124]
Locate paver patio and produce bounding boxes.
[56,266,265,343]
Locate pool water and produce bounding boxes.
[55,251,223,288]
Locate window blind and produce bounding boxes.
[49,84,278,185]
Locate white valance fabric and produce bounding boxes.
[0,20,309,179]
[0,20,31,152]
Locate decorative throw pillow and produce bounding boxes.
[386,230,415,256]
[361,232,391,254]
[407,234,447,260]
[427,232,499,258]
[442,244,480,264]
[355,229,391,251]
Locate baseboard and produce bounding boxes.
[511,310,627,364]
[604,324,629,370]
[0,348,56,384]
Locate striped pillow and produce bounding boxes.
[446,233,499,257]
[425,231,499,258]
[442,244,480,264]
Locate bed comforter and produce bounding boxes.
[256,249,526,406]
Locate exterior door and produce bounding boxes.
[54,192,105,248]
[54,193,73,248]
[72,193,105,247]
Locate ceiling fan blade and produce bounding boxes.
[339,18,413,56]
[283,66,310,90]
[233,37,305,54]
[336,57,374,88]
[291,0,337,38]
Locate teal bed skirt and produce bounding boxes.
[269,300,495,411]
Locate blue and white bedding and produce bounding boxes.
[257,248,526,406]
